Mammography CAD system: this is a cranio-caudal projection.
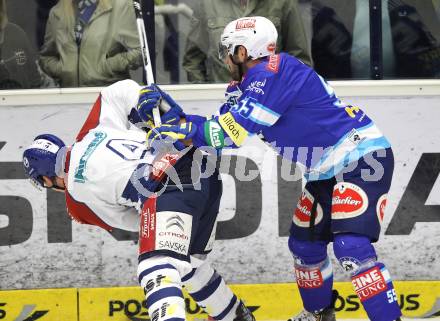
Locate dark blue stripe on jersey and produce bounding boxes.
[138,250,190,264]
[181,268,196,282]
[165,318,185,321]
[122,163,161,204]
[190,274,222,301]
[214,295,238,320]
[146,287,183,308]
[121,177,139,203]
[138,264,176,284]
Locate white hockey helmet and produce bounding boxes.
[218,16,278,61]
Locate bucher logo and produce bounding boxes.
[295,267,323,288]
[0,303,48,320]
[376,194,387,223]
[352,267,387,301]
[331,182,368,219]
[293,189,323,227]
[235,18,256,30]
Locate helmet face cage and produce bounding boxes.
[29,175,44,190]
[218,41,231,61]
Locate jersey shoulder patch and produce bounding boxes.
[265,54,281,73]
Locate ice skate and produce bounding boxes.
[287,307,335,321]
[288,290,337,321]
[234,300,256,321]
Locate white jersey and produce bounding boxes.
[65,80,154,232]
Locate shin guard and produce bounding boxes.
[351,263,402,321]
[138,256,188,321]
[182,259,240,321]
[289,236,334,312]
[333,233,402,321]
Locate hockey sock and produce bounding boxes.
[294,256,334,312]
[333,233,402,321]
[182,260,240,321]
[352,262,402,321]
[138,258,186,321]
[289,237,334,312]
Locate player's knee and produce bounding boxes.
[137,255,192,289]
[137,256,187,319]
[333,233,377,275]
[288,235,328,265]
[182,255,215,292]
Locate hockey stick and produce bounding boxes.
[132,0,166,127]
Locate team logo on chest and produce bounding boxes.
[293,189,323,227]
[331,182,368,219]
[245,78,266,95]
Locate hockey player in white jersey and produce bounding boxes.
[22,79,255,321]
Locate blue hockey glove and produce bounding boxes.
[154,85,185,125]
[136,84,185,127]
[136,85,162,124]
[146,122,196,151]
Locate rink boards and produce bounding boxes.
[1,281,439,321]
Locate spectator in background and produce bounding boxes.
[35,0,58,49]
[183,0,312,83]
[0,0,41,89]
[311,1,353,79]
[388,0,440,78]
[39,0,142,87]
[311,0,440,79]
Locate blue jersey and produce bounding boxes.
[191,53,390,181]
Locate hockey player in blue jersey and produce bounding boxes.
[22,80,255,321]
[138,16,403,321]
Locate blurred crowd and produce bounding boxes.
[0,0,439,89]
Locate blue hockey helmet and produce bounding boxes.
[23,134,66,188]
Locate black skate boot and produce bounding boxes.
[233,300,256,321]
